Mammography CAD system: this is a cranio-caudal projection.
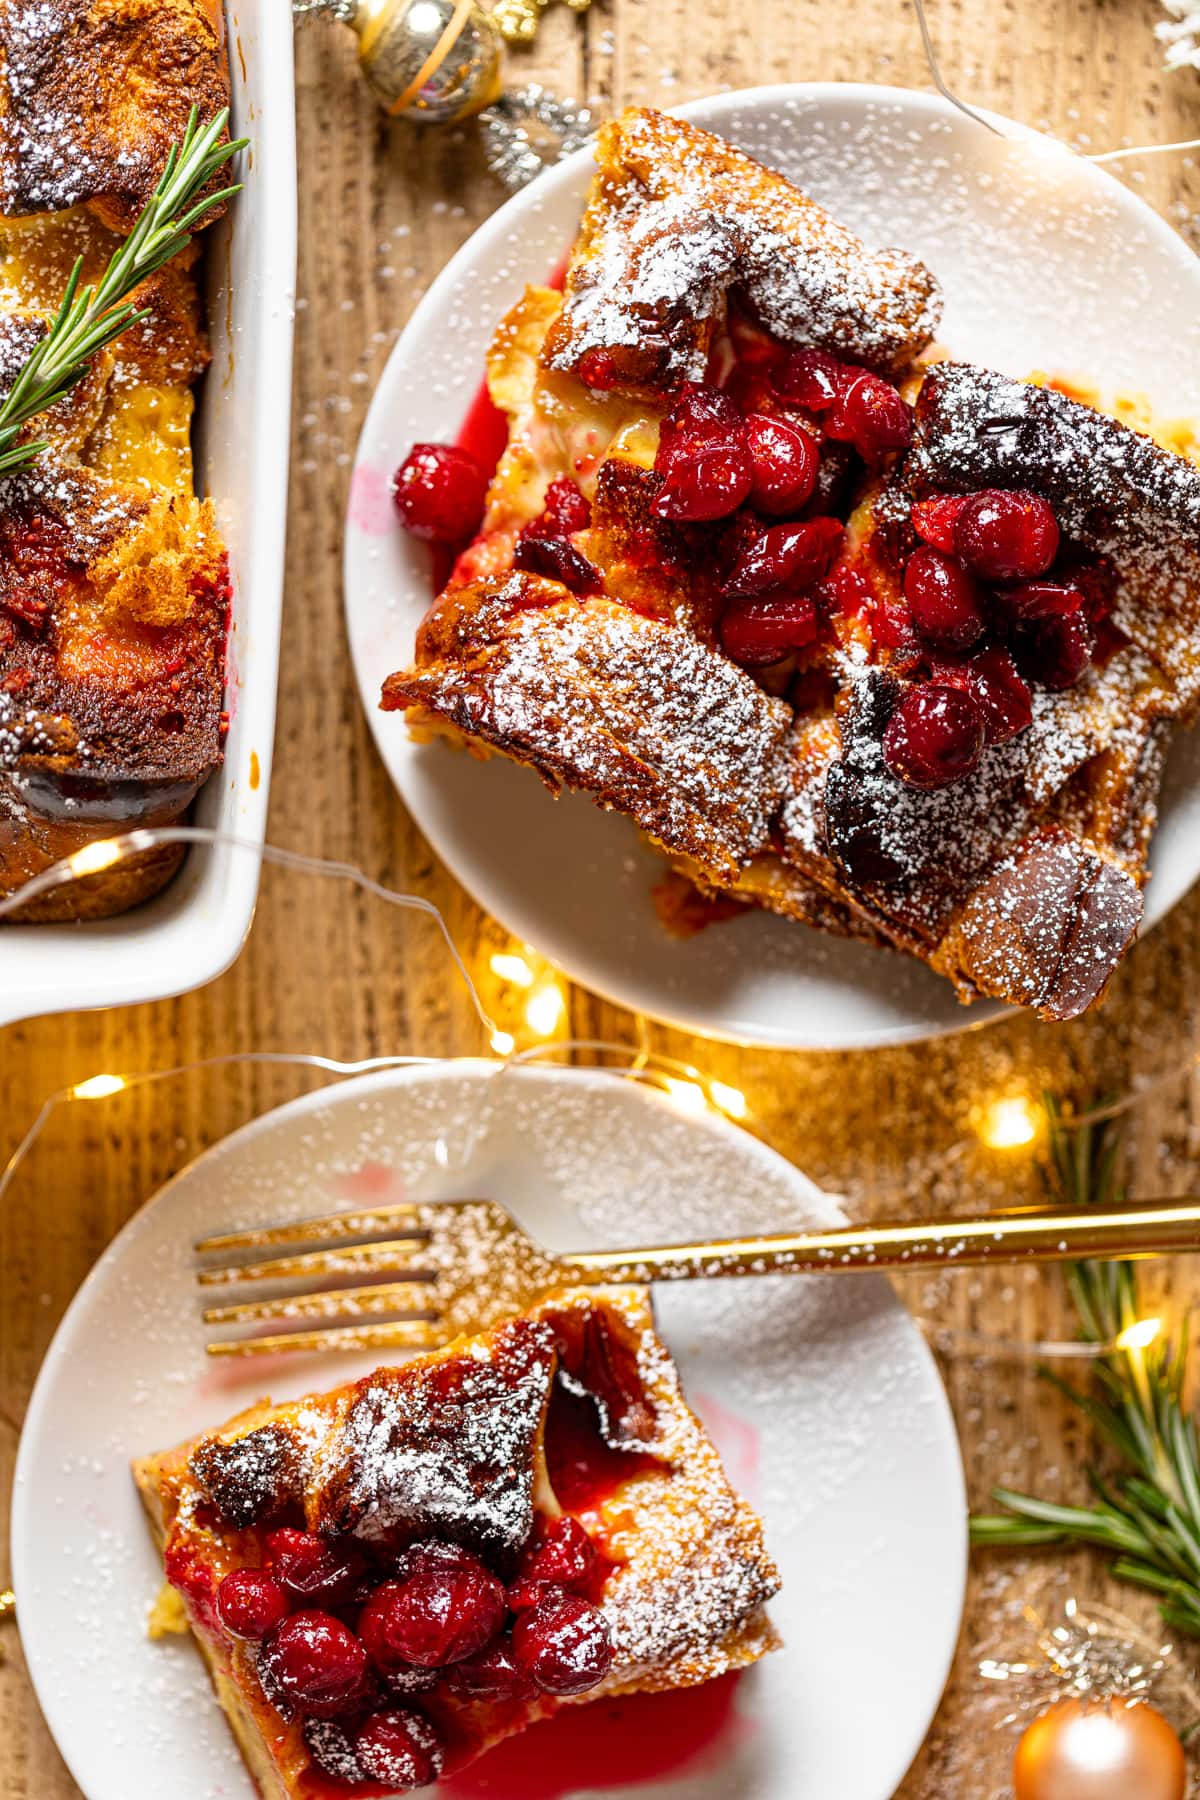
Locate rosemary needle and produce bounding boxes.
[0,105,247,478]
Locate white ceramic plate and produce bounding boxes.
[13,1062,965,1800]
[345,83,1200,1049]
[0,0,296,1029]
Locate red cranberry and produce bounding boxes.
[910,493,968,555]
[355,1709,444,1790]
[511,1592,614,1697]
[773,347,848,411]
[869,590,919,656]
[451,1633,538,1701]
[903,547,986,653]
[393,444,488,545]
[304,1720,367,1785]
[513,533,600,594]
[999,578,1086,623]
[1013,609,1095,690]
[266,1529,368,1609]
[260,1611,371,1717]
[963,647,1033,744]
[216,1569,290,1641]
[720,594,819,668]
[883,683,986,789]
[655,383,743,471]
[743,414,819,515]
[359,1547,506,1669]
[539,477,591,535]
[382,1662,440,1696]
[825,373,912,459]
[722,517,843,598]
[509,1517,597,1610]
[652,441,753,521]
[577,348,620,390]
[953,488,1059,580]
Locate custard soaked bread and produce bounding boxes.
[384,107,1200,1020]
[0,0,231,920]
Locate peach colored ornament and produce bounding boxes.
[1013,1698,1186,1800]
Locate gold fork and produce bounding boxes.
[196,1192,1200,1359]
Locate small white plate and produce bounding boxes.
[13,1062,965,1800]
[344,83,1200,1049]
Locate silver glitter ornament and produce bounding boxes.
[295,0,504,122]
[480,84,595,189]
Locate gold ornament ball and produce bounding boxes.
[347,0,503,122]
[1013,1699,1186,1800]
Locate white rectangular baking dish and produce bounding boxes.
[0,0,295,1029]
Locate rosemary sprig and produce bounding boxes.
[0,105,247,478]
[970,1098,1200,1636]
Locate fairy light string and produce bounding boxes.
[0,825,1195,1370]
[911,0,1200,165]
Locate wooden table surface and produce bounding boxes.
[3,3,1200,1794]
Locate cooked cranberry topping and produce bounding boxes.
[910,494,968,555]
[260,1611,372,1717]
[999,578,1086,623]
[953,488,1059,581]
[883,683,986,789]
[513,533,600,594]
[382,1661,441,1696]
[509,1516,597,1610]
[354,1709,444,1790]
[743,414,819,516]
[903,546,986,653]
[393,444,488,546]
[825,372,912,459]
[652,441,753,522]
[359,1543,506,1670]
[722,517,842,598]
[962,647,1034,744]
[577,348,620,390]
[266,1528,368,1609]
[539,477,591,536]
[216,1569,290,1641]
[720,594,819,668]
[304,1719,367,1785]
[450,1633,538,1701]
[773,347,847,411]
[655,382,743,471]
[511,1591,614,1697]
[1013,608,1095,690]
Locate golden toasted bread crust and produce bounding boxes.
[0,0,227,232]
[542,108,942,395]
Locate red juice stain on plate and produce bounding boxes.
[440,1672,748,1799]
[434,250,572,597]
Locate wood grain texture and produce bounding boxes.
[2,2,1200,1794]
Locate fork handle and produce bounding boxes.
[562,1197,1200,1282]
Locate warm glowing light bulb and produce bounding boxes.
[490,952,534,988]
[662,1077,708,1116]
[1116,1318,1162,1353]
[980,1096,1040,1150]
[489,1030,515,1056]
[71,1073,127,1100]
[69,839,122,878]
[709,1080,747,1119]
[524,984,565,1036]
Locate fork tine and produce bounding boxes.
[202,1282,435,1326]
[195,1202,427,1255]
[197,1239,436,1287]
[205,1320,447,1359]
